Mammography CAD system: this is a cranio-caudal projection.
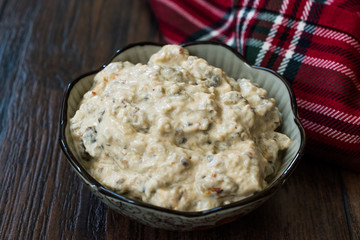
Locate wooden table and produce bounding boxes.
[1,0,359,239]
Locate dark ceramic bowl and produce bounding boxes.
[59,41,306,230]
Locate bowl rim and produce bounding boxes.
[59,41,306,217]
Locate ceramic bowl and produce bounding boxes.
[59,41,306,230]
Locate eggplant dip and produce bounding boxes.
[70,45,291,211]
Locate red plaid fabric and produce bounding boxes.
[149,0,360,171]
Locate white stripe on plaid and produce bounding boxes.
[324,0,335,5]
[240,1,360,90]
[246,37,360,90]
[266,17,293,57]
[314,27,360,52]
[277,1,313,74]
[197,9,235,42]
[236,0,261,55]
[301,119,360,144]
[159,0,206,29]
[254,0,290,66]
[300,0,312,21]
[225,32,235,47]
[302,56,359,91]
[240,8,360,53]
[298,99,360,125]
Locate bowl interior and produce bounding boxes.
[183,44,303,185]
[62,42,304,211]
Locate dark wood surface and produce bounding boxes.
[0,0,359,239]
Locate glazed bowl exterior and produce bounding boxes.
[59,41,306,230]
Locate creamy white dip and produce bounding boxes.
[70,45,291,211]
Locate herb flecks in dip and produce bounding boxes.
[70,45,291,211]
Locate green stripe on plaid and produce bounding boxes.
[256,12,278,22]
[245,39,263,63]
[184,9,234,43]
[283,4,322,81]
[284,58,303,82]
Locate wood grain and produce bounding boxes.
[342,170,360,240]
[0,0,358,239]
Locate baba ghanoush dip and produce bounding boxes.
[70,45,291,212]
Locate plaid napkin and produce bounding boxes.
[149,0,360,171]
